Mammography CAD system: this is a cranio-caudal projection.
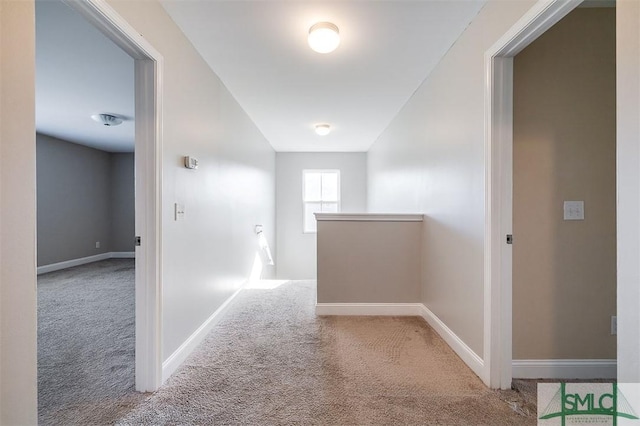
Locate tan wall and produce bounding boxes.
[0,0,38,423]
[317,219,422,303]
[513,8,616,360]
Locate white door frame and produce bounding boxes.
[483,0,582,389]
[64,0,164,392]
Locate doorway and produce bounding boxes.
[484,0,620,389]
[511,5,616,379]
[34,0,163,413]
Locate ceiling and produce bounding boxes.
[160,1,486,152]
[36,0,134,153]
[35,0,487,153]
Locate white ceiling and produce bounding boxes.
[36,0,135,153]
[161,1,486,152]
[35,1,486,154]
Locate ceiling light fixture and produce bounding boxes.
[315,123,331,136]
[308,22,340,54]
[91,113,123,127]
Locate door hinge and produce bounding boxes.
[506,234,513,245]
[135,236,141,246]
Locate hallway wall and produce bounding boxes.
[276,152,366,279]
[0,1,38,423]
[367,0,537,357]
[105,0,276,363]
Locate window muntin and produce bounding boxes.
[302,170,340,233]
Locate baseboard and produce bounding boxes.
[37,251,136,274]
[162,285,245,382]
[111,251,135,258]
[417,305,485,380]
[315,303,424,316]
[513,359,617,379]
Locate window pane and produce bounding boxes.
[321,172,338,201]
[321,202,338,213]
[304,202,321,232]
[304,172,321,201]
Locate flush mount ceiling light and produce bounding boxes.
[91,113,123,127]
[308,22,340,54]
[315,123,331,136]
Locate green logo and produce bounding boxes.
[539,383,639,425]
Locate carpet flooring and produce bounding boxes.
[39,263,535,425]
[38,259,144,425]
[118,280,534,425]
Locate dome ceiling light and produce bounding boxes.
[308,22,340,54]
[315,123,331,136]
[91,113,123,127]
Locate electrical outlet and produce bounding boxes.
[611,316,617,335]
[175,203,185,221]
[95,241,101,249]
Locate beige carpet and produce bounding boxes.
[117,280,534,425]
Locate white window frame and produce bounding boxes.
[302,169,341,233]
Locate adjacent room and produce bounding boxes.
[35,0,138,422]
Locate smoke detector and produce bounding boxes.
[91,113,123,127]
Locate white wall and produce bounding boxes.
[617,0,640,383]
[0,1,38,424]
[367,0,536,357]
[104,0,276,362]
[276,153,366,279]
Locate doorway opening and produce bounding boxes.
[35,0,163,420]
[483,0,601,389]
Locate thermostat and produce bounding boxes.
[184,156,198,169]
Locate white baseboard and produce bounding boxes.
[513,359,617,379]
[315,303,424,316]
[162,285,245,382]
[37,251,136,274]
[417,304,485,380]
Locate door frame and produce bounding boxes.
[483,0,582,389]
[64,0,164,392]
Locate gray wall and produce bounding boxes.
[513,8,616,360]
[276,152,367,279]
[110,153,135,252]
[36,133,134,266]
[37,133,112,265]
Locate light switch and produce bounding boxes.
[175,203,185,221]
[563,201,584,220]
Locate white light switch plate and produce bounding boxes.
[563,201,584,220]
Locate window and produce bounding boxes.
[303,170,340,233]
